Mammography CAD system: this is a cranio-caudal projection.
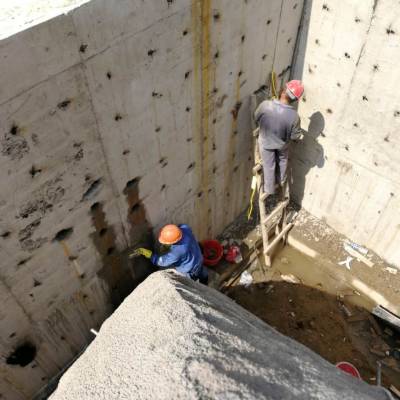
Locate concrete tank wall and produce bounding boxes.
[291,0,400,268]
[0,1,303,398]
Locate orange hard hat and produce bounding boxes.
[286,80,304,100]
[158,224,183,245]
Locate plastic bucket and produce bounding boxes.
[202,240,223,267]
[336,362,361,379]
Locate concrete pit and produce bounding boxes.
[1,0,400,399]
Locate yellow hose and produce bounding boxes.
[247,185,256,221]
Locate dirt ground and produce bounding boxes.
[227,279,400,388]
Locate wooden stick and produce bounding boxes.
[264,223,293,255]
[262,200,289,226]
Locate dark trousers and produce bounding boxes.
[260,146,289,195]
[184,265,209,285]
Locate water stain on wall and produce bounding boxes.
[89,177,153,307]
[89,202,133,307]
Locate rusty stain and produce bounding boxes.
[123,178,150,244]
[191,0,214,237]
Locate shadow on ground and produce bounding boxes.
[226,281,400,388]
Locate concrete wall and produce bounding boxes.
[291,0,400,268]
[0,1,303,398]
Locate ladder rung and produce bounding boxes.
[262,200,289,225]
[253,164,262,174]
[264,223,293,255]
[260,192,268,202]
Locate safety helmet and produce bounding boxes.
[158,224,183,245]
[286,80,304,100]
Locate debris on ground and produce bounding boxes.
[344,244,374,268]
[265,284,274,294]
[280,273,301,284]
[338,256,353,270]
[384,267,398,275]
[239,270,253,287]
[344,240,369,256]
[339,303,352,317]
[225,245,243,263]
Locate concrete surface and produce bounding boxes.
[0,1,303,398]
[0,0,90,40]
[50,270,392,400]
[290,0,400,268]
[287,209,400,318]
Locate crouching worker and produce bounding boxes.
[131,224,208,285]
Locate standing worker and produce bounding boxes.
[131,224,208,285]
[254,80,304,200]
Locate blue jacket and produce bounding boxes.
[150,224,203,275]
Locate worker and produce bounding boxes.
[254,80,304,200]
[131,224,208,285]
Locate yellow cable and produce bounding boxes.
[271,71,277,99]
[247,186,256,220]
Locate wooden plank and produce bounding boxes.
[372,305,400,333]
[390,385,400,397]
[347,314,368,323]
[368,315,383,336]
[262,200,289,225]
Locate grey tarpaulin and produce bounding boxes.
[51,271,393,400]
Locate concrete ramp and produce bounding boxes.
[50,271,391,400]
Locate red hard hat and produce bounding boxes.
[286,80,304,100]
[158,224,183,245]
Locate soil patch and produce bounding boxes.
[226,247,400,389]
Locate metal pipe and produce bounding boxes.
[376,361,382,386]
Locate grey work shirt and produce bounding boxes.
[254,99,301,150]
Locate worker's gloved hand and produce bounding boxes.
[130,248,152,259]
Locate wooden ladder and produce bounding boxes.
[250,96,293,268]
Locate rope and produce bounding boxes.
[271,70,277,99]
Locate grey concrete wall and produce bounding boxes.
[0,1,303,398]
[291,0,400,268]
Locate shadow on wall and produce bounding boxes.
[287,0,325,207]
[289,111,325,207]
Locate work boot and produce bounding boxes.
[265,194,279,214]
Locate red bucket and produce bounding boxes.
[202,240,223,267]
[336,362,361,379]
